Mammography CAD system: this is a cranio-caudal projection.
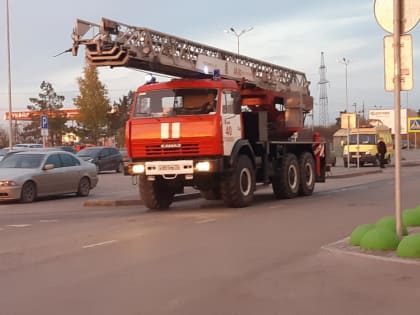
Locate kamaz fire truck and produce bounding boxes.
[70,18,326,210]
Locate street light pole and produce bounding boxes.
[225,27,253,54]
[339,57,350,168]
[6,0,14,149]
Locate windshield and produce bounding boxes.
[77,148,100,157]
[0,154,44,169]
[133,88,218,117]
[349,134,376,145]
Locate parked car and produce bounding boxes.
[49,146,77,154]
[119,147,131,175]
[76,146,123,173]
[0,148,28,162]
[14,143,43,148]
[0,150,98,203]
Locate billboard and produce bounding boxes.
[340,112,357,129]
[368,109,407,134]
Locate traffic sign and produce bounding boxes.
[41,115,48,129]
[408,118,420,132]
[384,34,413,91]
[41,128,49,137]
[374,0,420,34]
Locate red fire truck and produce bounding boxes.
[70,18,326,210]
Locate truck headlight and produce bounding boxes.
[132,164,145,174]
[195,161,211,172]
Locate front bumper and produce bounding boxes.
[0,186,22,201]
[128,158,224,177]
[343,153,377,164]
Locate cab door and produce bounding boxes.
[221,90,242,156]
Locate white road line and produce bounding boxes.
[196,218,217,224]
[7,224,31,228]
[83,240,117,249]
[39,219,60,223]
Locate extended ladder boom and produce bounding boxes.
[71,17,312,109]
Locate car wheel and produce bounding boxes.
[77,177,91,197]
[116,162,123,173]
[20,181,37,203]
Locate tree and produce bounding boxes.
[74,64,110,145]
[23,81,68,146]
[106,90,133,147]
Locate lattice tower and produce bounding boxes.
[318,52,329,126]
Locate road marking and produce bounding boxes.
[196,218,217,224]
[83,240,117,249]
[7,224,31,228]
[39,219,59,223]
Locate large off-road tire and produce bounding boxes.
[20,181,37,203]
[139,176,174,210]
[220,155,255,208]
[298,152,315,196]
[272,153,300,199]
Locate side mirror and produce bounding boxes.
[232,91,241,114]
[44,164,54,170]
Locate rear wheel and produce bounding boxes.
[116,162,123,173]
[20,181,36,203]
[298,152,315,196]
[272,153,300,199]
[220,155,255,208]
[139,176,174,210]
[77,177,91,196]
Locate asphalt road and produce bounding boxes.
[1,162,420,314]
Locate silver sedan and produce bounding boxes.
[0,150,98,202]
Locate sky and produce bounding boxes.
[0,0,419,127]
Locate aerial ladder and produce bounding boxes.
[70,18,324,210]
[71,17,313,118]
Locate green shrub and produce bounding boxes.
[397,234,420,258]
[375,216,408,235]
[360,227,400,250]
[402,208,420,227]
[349,224,376,246]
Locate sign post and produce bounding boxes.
[374,0,420,239]
[40,115,48,148]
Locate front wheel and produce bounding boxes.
[220,155,255,208]
[20,181,37,203]
[139,176,174,210]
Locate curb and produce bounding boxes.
[83,192,201,207]
[329,169,383,179]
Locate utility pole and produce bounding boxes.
[318,52,329,127]
[225,27,253,54]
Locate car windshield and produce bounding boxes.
[77,148,100,157]
[133,88,218,117]
[0,153,44,169]
[349,134,376,145]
